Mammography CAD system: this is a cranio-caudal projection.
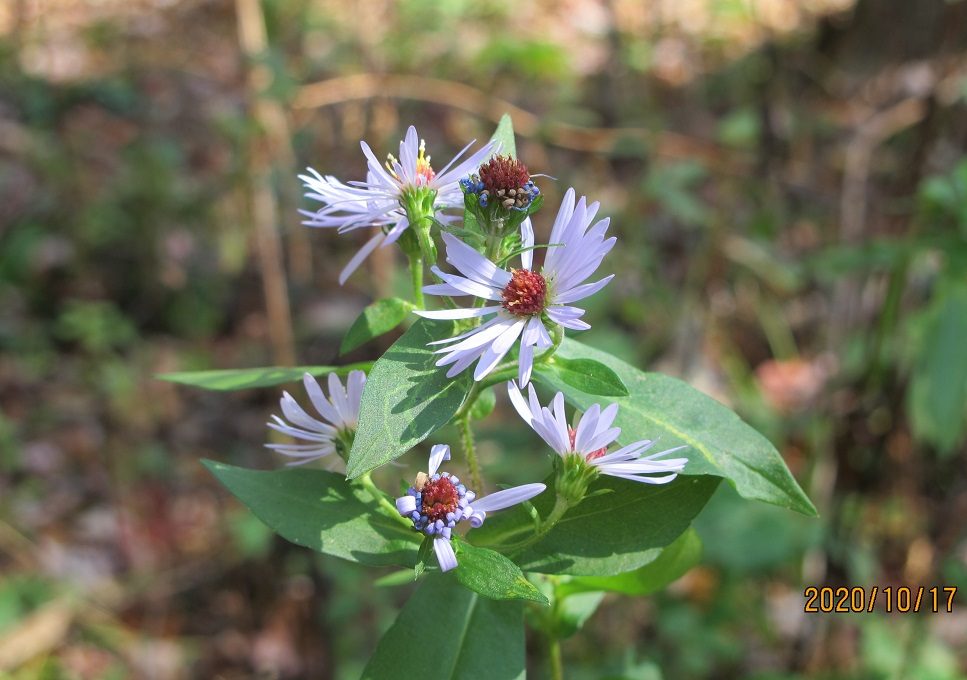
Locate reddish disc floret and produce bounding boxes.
[502,269,547,316]
[420,476,459,522]
[568,427,607,461]
[479,155,530,194]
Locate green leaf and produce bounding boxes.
[340,298,415,355]
[472,474,719,576]
[454,540,548,604]
[908,283,967,454]
[490,113,516,158]
[536,338,817,516]
[558,527,702,597]
[537,356,629,397]
[157,363,370,391]
[551,591,605,639]
[361,574,525,680]
[346,319,472,478]
[469,387,496,421]
[203,461,420,566]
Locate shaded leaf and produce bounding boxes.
[157,363,369,391]
[536,338,816,516]
[340,297,415,355]
[472,474,718,576]
[362,574,525,680]
[203,461,420,567]
[558,528,702,597]
[346,319,472,478]
[908,283,967,454]
[537,356,629,397]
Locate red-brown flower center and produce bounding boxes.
[421,477,459,522]
[568,427,608,461]
[479,155,530,194]
[501,269,547,316]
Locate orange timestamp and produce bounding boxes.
[803,586,958,613]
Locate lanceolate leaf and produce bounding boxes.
[490,113,517,159]
[203,461,420,567]
[454,540,548,604]
[340,297,415,355]
[362,574,525,680]
[157,363,370,391]
[347,319,473,478]
[908,282,967,454]
[536,356,629,397]
[535,338,817,516]
[471,474,718,576]
[558,527,702,597]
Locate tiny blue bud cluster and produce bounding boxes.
[400,472,487,539]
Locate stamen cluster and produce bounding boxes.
[461,155,539,210]
[501,269,548,316]
[402,471,478,539]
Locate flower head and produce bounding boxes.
[460,154,540,211]
[507,381,689,487]
[415,188,616,385]
[395,444,545,572]
[299,126,494,284]
[265,371,365,466]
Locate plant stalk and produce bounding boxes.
[548,636,564,680]
[409,255,425,308]
[459,417,483,491]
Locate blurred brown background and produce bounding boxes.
[2,0,967,678]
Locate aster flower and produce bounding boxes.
[395,445,546,572]
[299,126,495,284]
[508,381,689,485]
[265,371,365,466]
[415,188,616,385]
[460,154,540,211]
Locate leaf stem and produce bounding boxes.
[357,472,410,527]
[548,636,564,680]
[459,417,483,491]
[499,493,571,555]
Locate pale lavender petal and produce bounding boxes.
[302,374,341,425]
[415,306,501,320]
[473,483,547,512]
[472,318,525,381]
[520,217,535,270]
[396,495,417,515]
[553,274,614,305]
[434,537,459,572]
[427,444,451,476]
[441,232,511,288]
[339,232,385,285]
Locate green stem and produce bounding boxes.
[358,473,410,527]
[501,494,570,555]
[548,636,564,680]
[459,417,483,491]
[409,255,425,308]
